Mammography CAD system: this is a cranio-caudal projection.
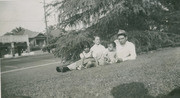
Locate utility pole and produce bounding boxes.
[43,0,49,45]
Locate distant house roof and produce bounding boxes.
[50,29,65,37]
[22,29,46,38]
[4,28,45,38]
[0,35,29,43]
[23,29,41,38]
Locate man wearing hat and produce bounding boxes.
[114,30,137,62]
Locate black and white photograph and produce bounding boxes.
[0,0,180,98]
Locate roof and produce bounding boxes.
[50,29,65,37]
[3,28,43,38]
[23,29,41,38]
[0,35,29,43]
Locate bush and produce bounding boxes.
[42,45,49,52]
[30,46,41,51]
[42,44,56,53]
[128,30,177,54]
[54,30,93,61]
[53,30,179,61]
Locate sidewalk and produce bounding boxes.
[1,50,50,60]
[33,50,49,55]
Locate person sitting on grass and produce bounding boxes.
[77,44,96,70]
[104,42,117,64]
[114,30,137,63]
[56,44,95,73]
[90,36,106,66]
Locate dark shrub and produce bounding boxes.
[54,30,93,61]
[30,46,41,51]
[53,30,179,61]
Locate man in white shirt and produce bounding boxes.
[114,30,137,62]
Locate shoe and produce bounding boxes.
[62,66,70,72]
[77,67,82,70]
[56,66,62,72]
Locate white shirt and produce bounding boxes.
[90,44,106,60]
[80,51,92,59]
[104,49,117,63]
[114,40,137,61]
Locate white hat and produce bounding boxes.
[118,29,126,34]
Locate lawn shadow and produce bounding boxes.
[111,82,180,98]
[111,82,154,98]
[157,87,180,98]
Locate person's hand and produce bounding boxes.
[117,58,123,63]
[104,56,108,61]
[77,65,83,70]
[95,60,99,67]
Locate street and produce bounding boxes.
[1,54,60,72]
[1,54,62,98]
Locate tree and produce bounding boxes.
[11,27,25,35]
[47,0,180,61]
[48,0,169,31]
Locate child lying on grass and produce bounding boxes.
[56,44,95,72]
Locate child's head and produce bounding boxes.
[83,44,90,53]
[93,36,101,45]
[107,42,116,51]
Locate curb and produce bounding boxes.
[1,52,50,60]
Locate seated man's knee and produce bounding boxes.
[87,61,93,65]
[86,61,93,68]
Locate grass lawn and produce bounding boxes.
[54,47,180,98]
[1,47,180,98]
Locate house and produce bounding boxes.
[0,35,30,58]
[0,28,47,58]
[21,29,47,48]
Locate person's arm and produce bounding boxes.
[92,50,99,66]
[103,49,108,61]
[90,46,99,66]
[90,46,96,58]
[90,50,93,58]
[122,43,137,61]
[114,40,119,46]
[79,53,85,67]
[91,51,99,66]
[80,53,84,59]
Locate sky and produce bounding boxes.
[0,0,56,36]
